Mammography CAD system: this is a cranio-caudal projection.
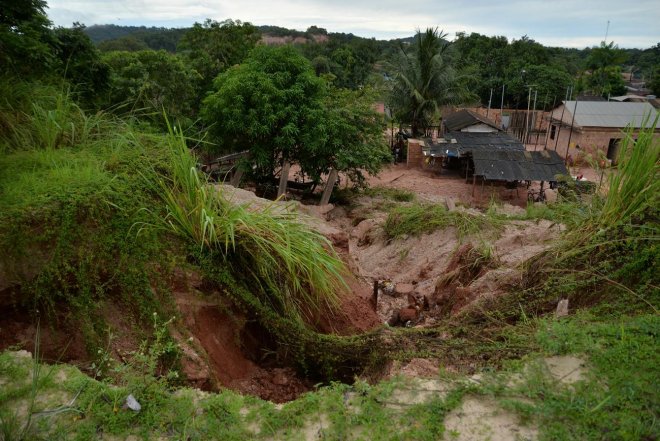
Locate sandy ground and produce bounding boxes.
[364,164,562,208]
[339,209,561,324]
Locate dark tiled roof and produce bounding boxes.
[471,149,568,181]
[443,110,501,132]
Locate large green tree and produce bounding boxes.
[201,45,388,187]
[389,28,470,136]
[177,19,260,95]
[102,50,199,126]
[52,24,110,106]
[582,41,628,97]
[0,0,54,76]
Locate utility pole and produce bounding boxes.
[554,85,571,151]
[524,86,532,144]
[544,95,557,150]
[531,89,539,150]
[486,88,493,118]
[565,96,579,162]
[604,20,610,44]
[500,84,505,128]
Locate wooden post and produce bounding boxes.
[229,168,243,187]
[371,280,379,311]
[277,162,290,198]
[319,168,338,205]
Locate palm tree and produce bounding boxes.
[389,28,470,136]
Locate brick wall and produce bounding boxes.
[547,124,660,164]
[407,139,424,169]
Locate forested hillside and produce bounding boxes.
[84,23,660,108]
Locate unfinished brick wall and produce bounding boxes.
[548,125,660,164]
[407,139,424,169]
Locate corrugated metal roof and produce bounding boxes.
[423,132,524,158]
[471,149,568,181]
[443,110,501,132]
[449,132,525,154]
[555,101,657,128]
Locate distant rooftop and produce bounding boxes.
[552,101,658,129]
[443,110,501,132]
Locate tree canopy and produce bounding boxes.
[102,50,199,127]
[0,0,54,77]
[389,28,471,135]
[581,41,628,97]
[178,19,261,95]
[201,45,388,187]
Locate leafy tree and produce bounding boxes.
[202,45,326,182]
[306,25,328,36]
[202,45,388,187]
[452,32,510,106]
[632,43,660,81]
[389,28,470,135]
[52,24,110,105]
[314,87,390,187]
[102,50,199,126]
[503,64,573,110]
[178,19,260,94]
[0,0,55,77]
[84,24,186,51]
[650,67,660,96]
[508,35,550,66]
[583,41,628,97]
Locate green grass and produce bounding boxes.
[2,311,657,440]
[383,202,499,240]
[529,313,659,440]
[363,186,416,202]
[523,121,660,313]
[0,87,176,357]
[149,127,348,320]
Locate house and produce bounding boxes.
[547,101,659,164]
[442,109,502,133]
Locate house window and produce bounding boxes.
[550,125,557,140]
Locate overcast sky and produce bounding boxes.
[47,0,659,49]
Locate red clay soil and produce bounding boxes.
[172,263,381,402]
[312,257,383,335]
[0,304,89,366]
[431,244,494,316]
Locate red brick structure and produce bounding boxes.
[546,101,659,164]
[407,139,424,169]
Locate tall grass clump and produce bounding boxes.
[152,126,346,320]
[599,118,660,227]
[525,119,659,313]
[0,82,111,152]
[383,202,498,240]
